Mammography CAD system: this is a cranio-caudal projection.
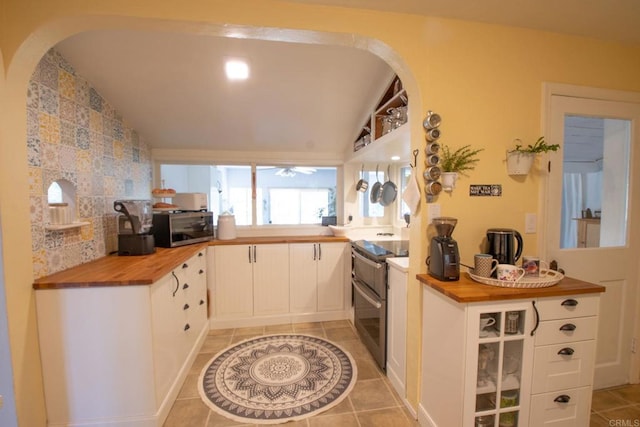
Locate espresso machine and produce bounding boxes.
[427,217,460,281]
[114,200,155,256]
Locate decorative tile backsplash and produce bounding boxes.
[28,48,152,279]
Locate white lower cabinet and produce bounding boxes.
[211,241,349,327]
[290,242,347,313]
[419,288,600,427]
[36,250,208,427]
[386,258,408,399]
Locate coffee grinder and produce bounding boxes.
[427,217,460,281]
[114,200,156,256]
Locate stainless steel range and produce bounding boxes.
[351,239,409,370]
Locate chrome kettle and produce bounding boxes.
[486,228,523,265]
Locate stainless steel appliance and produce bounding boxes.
[152,211,214,247]
[114,200,155,256]
[486,228,523,265]
[351,239,409,370]
[427,217,460,281]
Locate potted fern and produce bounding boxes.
[506,136,560,175]
[440,144,484,192]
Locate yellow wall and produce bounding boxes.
[2,1,640,425]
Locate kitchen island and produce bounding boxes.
[417,272,605,427]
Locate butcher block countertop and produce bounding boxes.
[33,243,208,290]
[417,272,605,303]
[208,235,350,245]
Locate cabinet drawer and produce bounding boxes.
[532,341,596,394]
[530,386,592,426]
[535,317,597,346]
[537,295,599,320]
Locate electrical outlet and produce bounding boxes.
[525,213,537,233]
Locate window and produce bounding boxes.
[360,169,384,218]
[159,164,337,226]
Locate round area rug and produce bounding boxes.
[198,334,357,424]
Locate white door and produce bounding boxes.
[253,244,290,316]
[289,243,318,313]
[214,245,254,318]
[316,243,346,312]
[544,89,640,388]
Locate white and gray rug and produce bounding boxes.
[198,334,357,424]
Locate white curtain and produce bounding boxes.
[561,171,603,248]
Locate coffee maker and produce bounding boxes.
[427,217,460,281]
[114,200,155,256]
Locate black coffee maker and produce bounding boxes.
[427,217,460,281]
[486,228,523,265]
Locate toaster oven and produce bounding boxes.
[152,211,214,247]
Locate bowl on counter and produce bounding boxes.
[328,224,351,236]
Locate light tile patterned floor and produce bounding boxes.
[163,320,640,426]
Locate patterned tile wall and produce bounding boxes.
[28,48,152,279]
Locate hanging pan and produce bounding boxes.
[370,165,383,204]
[380,165,398,206]
[356,164,368,192]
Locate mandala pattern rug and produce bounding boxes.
[198,334,357,424]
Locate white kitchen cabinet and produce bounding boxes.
[386,257,408,399]
[213,244,289,318]
[36,250,208,427]
[289,242,347,313]
[419,284,601,427]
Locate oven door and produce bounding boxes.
[352,277,386,370]
[351,247,386,298]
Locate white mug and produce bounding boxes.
[479,317,496,332]
[522,255,549,277]
[496,264,525,282]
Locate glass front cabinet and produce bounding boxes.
[464,303,534,427]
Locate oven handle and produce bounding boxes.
[352,278,382,309]
[351,249,383,270]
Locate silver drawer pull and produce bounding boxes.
[554,394,571,403]
[558,347,574,356]
[561,299,578,307]
[559,323,576,332]
[351,279,382,309]
[351,249,383,269]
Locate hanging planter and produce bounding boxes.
[506,151,535,175]
[440,172,458,192]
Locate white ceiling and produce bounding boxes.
[54,1,640,160]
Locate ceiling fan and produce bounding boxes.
[274,167,317,177]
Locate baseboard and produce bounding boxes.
[209,310,351,329]
[417,403,437,427]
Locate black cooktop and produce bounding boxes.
[352,239,409,259]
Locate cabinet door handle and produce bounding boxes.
[318,243,322,261]
[248,246,252,263]
[198,252,204,257]
[554,394,571,403]
[182,263,188,269]
[183,283,189,290]
[530,300,540,336]
[559,323,576,332]
[313,244,317,261]
[183,303,189,310]
[171,271,180,297]
[199,269,204,275]
[561,299,578,307]
[253,245,257,263]
[558,347,575,356]
[184,324,190,331]
[199,299,205,305]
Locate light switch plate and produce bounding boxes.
[428,203,441,224]
[525,213,537,233]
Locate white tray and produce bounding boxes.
[467,268,564,288]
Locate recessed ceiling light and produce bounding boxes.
[225,59,249,80]
[391,155,400,161]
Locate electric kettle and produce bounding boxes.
[486,228,523,265]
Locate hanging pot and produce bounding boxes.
[380,165,398,206]
[370,165,383,204]
[506,151,535,175]
[355,164,369,192]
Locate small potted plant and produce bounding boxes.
[439,144,484,192]
[506,136,560,175]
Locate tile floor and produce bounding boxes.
[163,319,639,426]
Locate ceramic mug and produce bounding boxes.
[474,254,498,278]
[522,255,549,277]
[496,264,525,282]
[479,316,496,332]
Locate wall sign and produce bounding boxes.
[469,184,502,197]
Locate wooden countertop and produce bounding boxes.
[208,235,350,245]
[417,272,605,303]
[33,244,208,290]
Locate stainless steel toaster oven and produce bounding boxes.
[152,211,214,247]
